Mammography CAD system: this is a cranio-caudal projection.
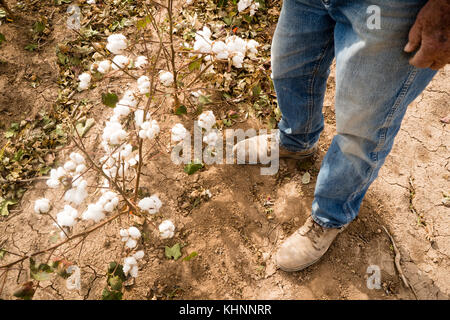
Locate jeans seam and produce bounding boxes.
[306,35,334,133]
[342,66,419,222]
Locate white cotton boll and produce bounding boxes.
[232,52,245,68]
[249,2,260,16]
[127,154,139,167]
[47,178,60,189]
[120,229,129,238]
[75,164,86,174]
[226,36,247,56]
[113,104,130,118]
[106,34,128,55]
[64,179,88,206]
[186,0,193,4]
[194,26,213,54]
[128,226,141,239]
[134,110,150,127]
[198,110,216,131]
[137,75,150,94]
[102,121,127,145]
[130,265,139,278]
[64,161,77,172]
[237,0,252,12]
[97,60,111,74]
[59,231,67,239]
[159,220,175,239]
[82,203,105,223]
[125,238,137,249]
[159,71,174,87]
[34,198,50,214]
[112,55,130,70]
[246,39,259,54]
[138,195,162,214]
[103,202,115,213]
[203,130,219,146]
[196,26,212,40]
[212,41,229,60]
[87,0,96,4]
[134,250,145,260]
[56,205,78,227]
[122,263,131,274]
[171,123,188,142]
[124,256,137,266]
[139,120,160,140]
[135,56,148,69]
[78,72,91,91]
[191,90,203,98]
[70,152,85,165]
[56,166,67,178]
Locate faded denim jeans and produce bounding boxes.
[272,0,437,228]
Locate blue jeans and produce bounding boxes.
[272,0,437,228]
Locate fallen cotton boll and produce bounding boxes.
[135,56,148,68]
[56,205,79,227]
[106,34,128,55]
[171,123,188,142]
[138,195,162,214]
[34,198,51,214]
[97,60,111,74]
[139,120,160,140]
[137,75,150,94]
[197,110,216,131]
[81,203,105,223]
[78,72,91,91]
[159,71,174,86]
[112,55,130,70]
[159,220,175,239]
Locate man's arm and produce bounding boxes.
[404,0,450,70]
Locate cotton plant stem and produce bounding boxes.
[0,210,125,270]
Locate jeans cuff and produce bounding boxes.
[310,213,345,229]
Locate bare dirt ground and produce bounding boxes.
[0,1,448,300]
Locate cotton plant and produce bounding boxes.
[138,195,162,214]
[120,226,142,249]
[123,250,144,278]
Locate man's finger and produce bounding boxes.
[430,61,447,70]
[409,45,435,68]
[404,21,422,52]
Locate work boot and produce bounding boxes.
[232,133,317,163]
[275,217,348,272]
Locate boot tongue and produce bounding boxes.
[299,218,326,248]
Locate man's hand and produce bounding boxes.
[404,0,450,70]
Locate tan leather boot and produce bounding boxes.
[232,134,317,163]
[275,217,347,272]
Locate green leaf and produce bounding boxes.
[108,276,123,291]
[75,118,95,138]
[102,93,118,108]
[174,105,187,115]
[25,43,38,51]
[102,288,123,300]
[165,243,182,260]
[252,84,261,97]
[198,95,212,105]
[0,33,5,46]
[107,262,126,281]
[13,282,35,300]
[0,249,6,260]
[0,198,17,216]
[137,16,151,30]
[188,59,202,71]
[183,251,198,261]
[33,21,46,34]
[184,162,203,175]
[30,258,54,281]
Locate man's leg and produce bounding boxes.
[276,0,437,271]
[272,0,335,152]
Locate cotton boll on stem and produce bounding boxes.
[138,195,162,214]
[135,56,148,69]
[106,34,128,55]
[171,123,188,142]
[112,55,130,70]
[159,71,174,87]
[78,73,91,91]
[34,198,51,214]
